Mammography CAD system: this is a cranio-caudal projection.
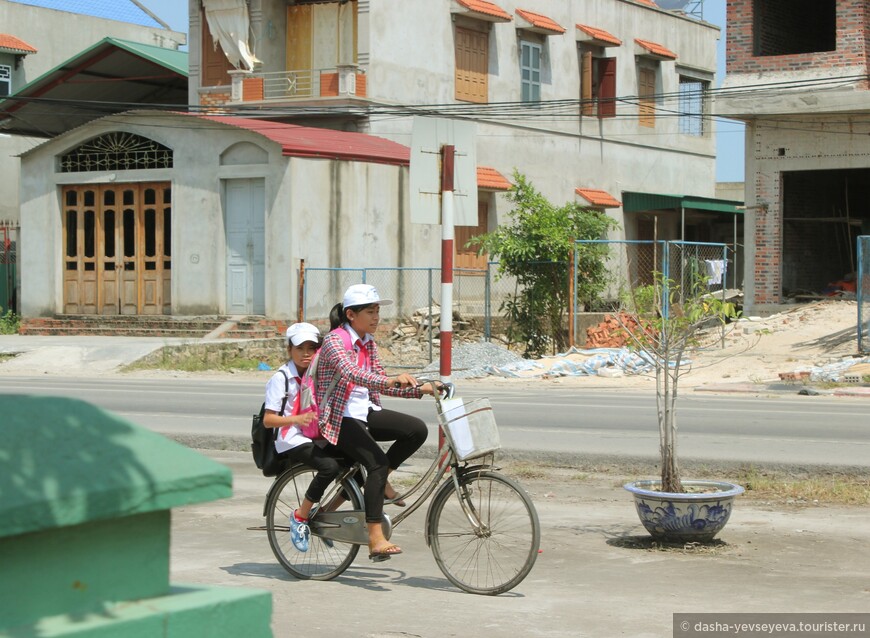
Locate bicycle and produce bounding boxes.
[260,381,541,595]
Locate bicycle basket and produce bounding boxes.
[438,397,500,461]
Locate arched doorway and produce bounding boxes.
[60,132,172,315]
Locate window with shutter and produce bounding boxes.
[638,66,656,128]
[0,65,10,97]
[201,10,233,87]
[455,27,488,103]
[580,49,617,119]
[520,40,542,103]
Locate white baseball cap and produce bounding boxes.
[342,284,393,309]
[285,322,321,346]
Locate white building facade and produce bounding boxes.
[189,0,725,250]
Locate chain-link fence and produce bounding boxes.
[859,236,870,354]
[573,240,730,343]
[301,265,517,360]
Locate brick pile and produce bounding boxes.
[584,312,643,348]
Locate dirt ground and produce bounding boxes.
[477,298,866,390]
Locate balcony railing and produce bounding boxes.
[230,64,367,103]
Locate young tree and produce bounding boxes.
[621,268,739,493]
[471,172,617,357]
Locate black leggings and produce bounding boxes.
[281,442,344,505]
[335,408,428,523]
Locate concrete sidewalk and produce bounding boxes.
[172,450,870,638]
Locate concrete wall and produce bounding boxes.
[18,113,438,319]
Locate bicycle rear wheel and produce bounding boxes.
[265,464,362,580]
[428,470,540,595]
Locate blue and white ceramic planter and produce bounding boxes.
[624,480,745,543]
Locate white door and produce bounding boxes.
[225,178,265,315]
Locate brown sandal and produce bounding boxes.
[368,544,403,562]
[384,484,406,507]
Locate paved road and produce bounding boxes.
[3,375,869,468]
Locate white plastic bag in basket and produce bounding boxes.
[440,397,475,459]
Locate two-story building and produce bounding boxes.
[717,0,870,314]
[190,0,738,267]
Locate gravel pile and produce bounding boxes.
[419,340,526,379]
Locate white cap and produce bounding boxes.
[342,284,393,309]
[285,322,321,346]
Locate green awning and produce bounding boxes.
[622,192,744,215]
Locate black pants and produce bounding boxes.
[335,408,428,523]
[281,442,343,505]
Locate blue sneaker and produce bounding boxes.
[290,511,310,552]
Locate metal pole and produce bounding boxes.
[428,268,433,364]
[440,145,455,385]
[484,261,491,341]
[297,259,305,323]
[568,240,575,348]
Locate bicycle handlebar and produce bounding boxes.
[392,377,455,399]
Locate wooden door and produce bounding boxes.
[62,183,171,315]
[455,200,488,270]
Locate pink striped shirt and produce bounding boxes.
[314,327,423,444]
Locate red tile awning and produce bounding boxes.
[515,9,565,35]
[0,34,37,55]
[477,166,512,191]
[451,0,512,23]
[575,188,621,208]
[575,24,622,47]
[635,38,677,60]
[197,115,411,167]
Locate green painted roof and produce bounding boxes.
[623,191,744,215]
[0,395,231,539]
[103,37,188,76]
[12,36,189,91]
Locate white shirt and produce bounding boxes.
[342,324,374,421]
[265,361,312,453]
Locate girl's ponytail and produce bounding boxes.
[329,302,344,331]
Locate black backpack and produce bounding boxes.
[251,370,289,477]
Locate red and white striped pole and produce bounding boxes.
[439,145,455,386]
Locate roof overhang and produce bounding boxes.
[575,188,621,208]
[634,38,678,61]
[575,24,622,47]
[515,9,565,35]
[0,37,188,138]
[623,192,744,215]
[477,166,512,191]
[450,0,513,23]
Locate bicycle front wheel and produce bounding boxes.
[428,470,540,595]
[265,465,362,580]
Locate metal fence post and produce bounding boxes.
[859,236,869,354]
[428,268,434,364]
[484,262,492,342]
[662,241,671,321]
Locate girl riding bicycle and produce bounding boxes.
[262,322,342,553]
[315,284,439,561]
